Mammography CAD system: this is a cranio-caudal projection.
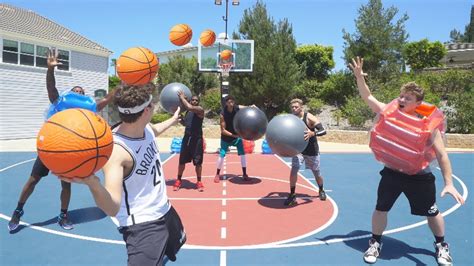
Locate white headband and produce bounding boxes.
[118,95,153,114]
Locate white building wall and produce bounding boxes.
[0,50,108,140]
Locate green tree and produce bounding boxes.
[110,58,117,76]
[449,6,474,42]
[295,44,335,81]
[402,39,447,71]
[342,0,409,81]
[158,55,218,96]
[109,75,120,89]
[319,71,357,106]
[230,1,302,117]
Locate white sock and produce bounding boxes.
[240,155,247,168]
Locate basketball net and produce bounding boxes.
[218,62,234,78]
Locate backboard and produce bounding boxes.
[198,39,254,73]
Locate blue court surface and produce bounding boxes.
[0,151,472,265]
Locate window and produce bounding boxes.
[2,40,71,71]
[20,43,34,66]
[57,49,70,71]
[2,39,18,64]
[36,45,48,68]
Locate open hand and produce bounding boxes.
[348,56,368,78]
[304,129,314,141]
[47,48,63,69]
[441,184,465,205]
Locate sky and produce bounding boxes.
[4,0,472,72]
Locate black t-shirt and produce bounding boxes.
[183,111,203,136]
[220,105,240,142]
[301,112,319,156]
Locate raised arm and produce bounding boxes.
[178,90,204,118]
[348,57,385,113]
[150,106,180,137]
[432,130,465,205]
[46,48,62,103]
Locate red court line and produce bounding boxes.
[163,153,335,247]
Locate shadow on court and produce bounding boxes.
[165,178,197,190]
[257,191,315,209]
[9,207,106,234]
[226,174,262,185]
[318,230,434,265]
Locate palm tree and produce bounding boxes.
[110,58,117,76]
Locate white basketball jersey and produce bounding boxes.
[113,124,170,227]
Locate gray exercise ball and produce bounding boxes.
[265,114,308,157]
[159,82,192,113]
[233,107,268,141]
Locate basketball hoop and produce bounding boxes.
[218,62,234,78]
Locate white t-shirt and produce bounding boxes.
[113,124,170,227]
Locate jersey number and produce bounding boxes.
[150,159,162,186]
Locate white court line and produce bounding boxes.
[0,158,36,173]
[222,211,227,220]
[221,227,227,239]
[0,213,125,245]
[175,175,321,192]
[222,190,227,196]
[220,250,227,266]
[170,196,321,201]
[0,155,468,251]
[223,181,227,187]
[204,161,241,165]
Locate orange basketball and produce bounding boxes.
[169,24,193,46]
[117,47,159,85]
[199,29,216,47]
[37,109,113,179]
[220,49,232,61]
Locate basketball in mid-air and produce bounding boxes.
[117,47,159,85]
[220,49,232,61]
[169,24,193,46]
[37,109,114,179]
[200,29,216,47]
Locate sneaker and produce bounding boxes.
[8,209,24,231]
[363,238,382,264]
[242,174,250,181]
[58,213,74,230]
[196,181,204,192]
[319,189,327,201]
[214,174,220,183]
[434,242,453,265]
[173,180,182,191]
[284,194,297,206]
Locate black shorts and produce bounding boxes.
[375,167,439,217]
[179,135,204,166]
[118,206,186,266]
[164,206,186,261]
[31,157,50,178]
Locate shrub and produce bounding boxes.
[307,98,324,114]
[341,96,374,127]
[319,71,356,106]
[291,79,322,102]
[201,88,221,116]
[151,113,172,124]
[332,109,343,126]
[445,91,474,133]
